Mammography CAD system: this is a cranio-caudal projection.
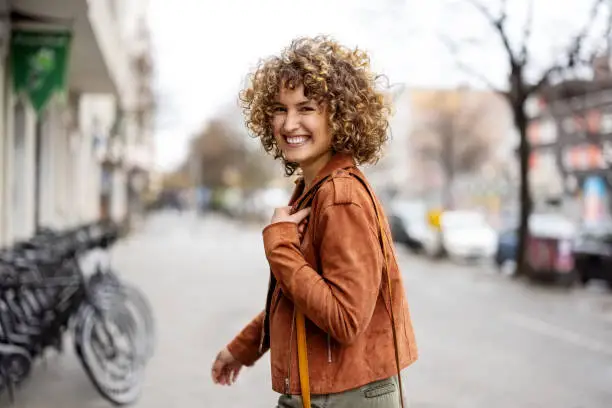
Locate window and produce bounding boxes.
[585,110,601,134]
[597,90,612,105]
[526,96,541,118]
[527,121,540,144]
[562,117,575,134]
[601,113,612,134]
[539,150,557,173]
[602,141,612,167]
[539,119,557,144]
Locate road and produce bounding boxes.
[6,211,612,408]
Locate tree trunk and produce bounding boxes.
[442,125,455,210]
[515,105,532,277]
[443,172,455,210]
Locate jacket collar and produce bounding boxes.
[289,153,356,209]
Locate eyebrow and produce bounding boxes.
[273,99,313,107]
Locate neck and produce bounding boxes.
[301,152,333,188]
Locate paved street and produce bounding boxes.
[6,212,612,408]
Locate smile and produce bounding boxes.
[284,135,310,146]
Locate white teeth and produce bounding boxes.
[286,136,308,145]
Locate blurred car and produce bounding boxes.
[573,220,612,289]
[423,210,497,260]
[494,213,577,285]
[443,210,498,260]
[525,214,576,286]
[388,200,428,252]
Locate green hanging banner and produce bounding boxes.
[10,29,72,113]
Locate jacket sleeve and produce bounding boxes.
[226,311,267,366]
[262,201,383,345]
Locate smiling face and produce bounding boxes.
[271,84,333,182]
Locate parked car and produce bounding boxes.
[423,210,498,260]
[495,213,577,285]
[388,200,428,252]
[573,220,612,289]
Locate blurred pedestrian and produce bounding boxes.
[196,186,212,216]
[211,36,418,408]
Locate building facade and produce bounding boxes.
[527,63,612,221]
[0,0,156,247]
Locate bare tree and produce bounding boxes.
[413,90,498,208]
[440,0,610,275]
[188,118,274,190]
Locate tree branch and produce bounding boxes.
[528,0,606,95]
[439,34,504,93]
[606,7,612,52]
[465,0,517,65]
[518,0,534,64]
[413,90,494,177]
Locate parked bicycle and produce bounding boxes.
[0,221,155,406]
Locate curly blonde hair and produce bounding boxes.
[239,35,391,176]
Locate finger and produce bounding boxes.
[271,206,292,223]
[219,369,230,385]
[276,206,292,215]
[213,371,226,385]
[216,373,224,385]
[213,361,232,385]
[230,366,242,384]
[291,207,311,223]
[213,365,224,384]
[211,362,222,383]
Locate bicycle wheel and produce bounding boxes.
[117,284,156,363]
[74,303,144,406]
[89,277,155,365]
[0,345,32,386]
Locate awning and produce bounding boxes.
[11,0,132,97]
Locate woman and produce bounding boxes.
[211,36,418,407]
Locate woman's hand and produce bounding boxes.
[211,347,243,386]
[297,219,307,240]
[270,206,311,226]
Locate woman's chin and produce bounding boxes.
[283,150,309,164]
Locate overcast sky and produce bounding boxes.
[148,0,604,171]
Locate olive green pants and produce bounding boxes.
[276,376,401,408]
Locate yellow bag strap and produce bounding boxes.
[294,171,405,408]
[295,311,311,408]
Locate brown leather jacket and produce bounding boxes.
[227,154,418,395]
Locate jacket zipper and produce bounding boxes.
[327,333,332,363]
[286,307,296,394]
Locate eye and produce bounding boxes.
[300,106,316,112]
[272,106,286,113]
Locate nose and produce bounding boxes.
[282,110,300,134]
